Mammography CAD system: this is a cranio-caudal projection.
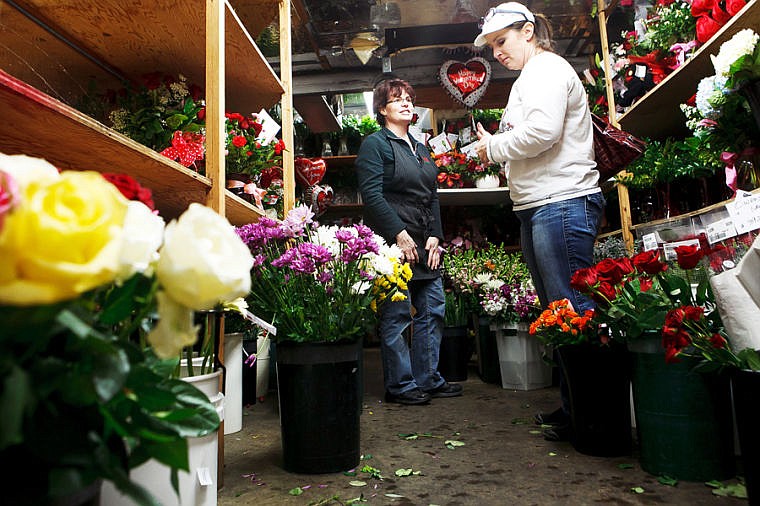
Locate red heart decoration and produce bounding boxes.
[294,157,327,187]
[304,184,333,216]
[439,57,491,109]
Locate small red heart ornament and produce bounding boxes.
[294,157,327,187]
[306,184,333,216]
[439,57,491,109]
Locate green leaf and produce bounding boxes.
[349,480,367,487]
[711,483,747,498]
[631,487,645,494]
[395,468,413,477]
[385,493,405,498]
[445,440,465,449]
[617,463,634,469]
[658,475,678,486]
[289,487,304,495]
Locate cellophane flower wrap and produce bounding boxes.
[236,205,412,343]
[529,298,596,347]
[0,153,253,505]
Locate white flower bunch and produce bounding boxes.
[711,29,759,77]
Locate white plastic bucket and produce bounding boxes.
[256,335,271,400]
[223,333,243,434]
[100,369,224,506]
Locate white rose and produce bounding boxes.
[0,153,60,189]
[117,201,165,280]
[146,290,199,358]
[157,203,253,310]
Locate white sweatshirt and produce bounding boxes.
[486,51,600,210]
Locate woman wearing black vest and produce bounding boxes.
[356,78,463,405]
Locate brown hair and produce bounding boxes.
[373,78,416,126]
[511,12,555,52]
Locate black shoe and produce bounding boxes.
[385,388,431,405]
[543,423,572,442]
[534,407,569,426]
[425,382,463,398]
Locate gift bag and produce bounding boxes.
[591,113,646,181]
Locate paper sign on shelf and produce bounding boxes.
[705,217,738,244]
[641,233,658,251]
[662,238,701,261]
[428,132,453,155]
[725,191,760,235]
[446,132,459,148]
[459,126,473,144]
[255,108,281,145]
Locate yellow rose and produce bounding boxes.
[0,171,128,305]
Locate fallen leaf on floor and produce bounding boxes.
[548,452,557,456]
[385,493,405,498]
[344,470,357,476]
[289,487,304,496]
[707,481,747,498]
[395,468,413,477]
[349,480,367,487]
[631,487,645,494]
[617,463,634,469]
[658,475,678,486]
[445,440,465,449]
[362,454,373,460]
[361,464,384,480]
[528,430,541,435]
[511,417,532,425]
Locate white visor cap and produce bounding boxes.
[474,2,535,47]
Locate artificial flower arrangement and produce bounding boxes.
[0,153,253,505]
[529,298,596,347]
[235,205,412,343]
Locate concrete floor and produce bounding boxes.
[217,346,745,505]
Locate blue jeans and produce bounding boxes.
[516,192,605,415]
[378,277,446,394]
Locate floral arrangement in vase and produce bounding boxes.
[235,205,412,343]
[433,150,501,188]
[0,153,253,505]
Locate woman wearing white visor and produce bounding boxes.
[473,2,605,442]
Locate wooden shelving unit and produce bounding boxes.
[616,0,760,139]
[0,0,288,226]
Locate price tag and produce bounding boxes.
[197,467,213,487]
[662,238,700,261]
[641,233,658,251]
[428,132,453,155]
[725,191,760,235]
[705,217,738,244]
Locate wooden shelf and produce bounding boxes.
[617,0,760,139]
[322,155,358,170]
[5,0,284,114]
[0,69,263,225]
[438,187,511,206]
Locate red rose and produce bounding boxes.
[593,281,617,304]
[683,305,704,321]
[570,267,598,292]
[197,107,206,121]
[675,244,703,270]
[633,250,667,275]
[710,333,727,349]
[595,258,626,285]
[665,307,685,327]
[664,345,681,364]
[639,277,653,292]
[240,119,250,130]
[102,173,155,210]
[232,135,248,148]
[252,122,263,136]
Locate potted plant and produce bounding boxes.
[235,205,411,473]
[0,155,253,505]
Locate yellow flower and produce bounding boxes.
[391,292,407,302]
[0,171,128,305]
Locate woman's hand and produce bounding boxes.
[475,122,492,163]
[396,229,419,264]
[425,237,441,270]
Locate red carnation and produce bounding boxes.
[232,135,248,148]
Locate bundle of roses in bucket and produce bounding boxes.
[235,205,412,343]
[0,153,253,505]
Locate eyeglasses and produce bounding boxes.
[387,96,414,105]
[478,8,530,29]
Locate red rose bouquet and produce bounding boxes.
[570,246,714,340]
